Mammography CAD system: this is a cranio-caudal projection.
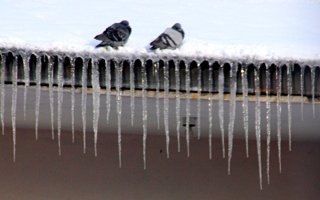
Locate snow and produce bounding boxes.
[0,0,320,60]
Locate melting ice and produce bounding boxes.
[208,64,213,159]
[48,57,55,140]
[163,61,170,158]
[35,56,42,140]
[175,61,181,152]
[1,52,319,190]
[71,59,76,143]
[92,59,101,157]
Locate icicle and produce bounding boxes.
[208,63,213,159]
[0,55,5,135]
[175,61,181,152]
[105,60,111,123]
[155,62,160,130]
[116,61,123,168]
[57,57,64,155]
[311,66,315,117]
[241,64,249,157]
[11,56,18,162]
[254,65,263,190]
[141,62,148,169]
[130,61,135,126]
[197,63,201,139]
[71,59,76,143]
[276,64,282,173]
[35,56,42,140]
[185,62,191,157]
[81,59,88,154]
[163,60,170,158]
[48,57,55,140]
[22,56,30,120]
[218,64,225,158]
[287,64,292,151]
[228,63,237,174]
[266,64,271,184]
[197,63,201,140]
[92,59,101,157]
[300,66,305,120]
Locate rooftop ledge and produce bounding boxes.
[0,45,320,101]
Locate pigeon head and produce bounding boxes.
[171,23,184,37]
[120,20,129,26]
[172,23,182,31]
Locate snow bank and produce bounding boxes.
[0,0,319,61]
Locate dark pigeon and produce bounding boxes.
[95,20,132,49]
[150,23,185,50]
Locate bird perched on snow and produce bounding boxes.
[94,20,132,49]
[150,23,185,50]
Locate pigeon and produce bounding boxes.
[94,20,132,49]
[150,23,185,50]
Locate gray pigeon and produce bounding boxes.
[95,20,132,49]
[150,23,185,50]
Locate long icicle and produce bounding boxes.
[23,55,30,120]
[208,63,213,159]
[35,56,42,140]
[287,64,292,151]
[218,63,226,158]
[92,59,101,157]
[48,56,55,140]
[266,64,271,184]
[155,62,161,130]
[185,62,191,157]
[197,63,201,139]
[130,61,135,126]
[163,60,170,158]
[311,66,315,117]
[71,59,76,143]
[81,59,88,154]
[11,56,18,162]
[116,61,123,168]
[300,66,305,120]
[254,65,263,190]
[228,63,237,174]
[141,61,148,169]
[175,61,181,152]
[57,56,64,155]
[241,64,249,157]
[105,60,111,123]
[276,64,282,173]
[0,54,6,135]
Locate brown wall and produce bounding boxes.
[0,129,319,200]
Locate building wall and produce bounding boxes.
[0,129,319,200]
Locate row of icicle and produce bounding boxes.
[0,53,319,190]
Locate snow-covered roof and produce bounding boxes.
[1,0,319,61]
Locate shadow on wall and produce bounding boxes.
[0,128,319,200]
